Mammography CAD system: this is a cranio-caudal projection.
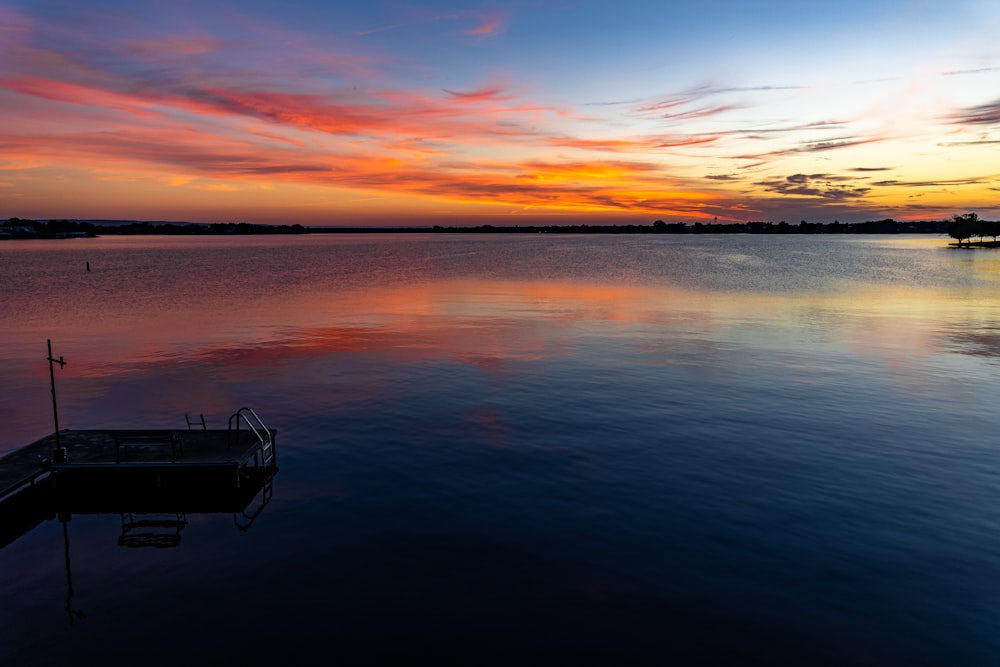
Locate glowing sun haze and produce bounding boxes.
[1,0,998,226]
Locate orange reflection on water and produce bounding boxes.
[11,270,1000,388]
[7,266,1000,457]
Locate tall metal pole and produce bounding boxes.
[47,339,67,463]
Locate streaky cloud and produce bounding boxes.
[584,98,645,107]
[443,85,514,103]
[660,105,737,121]
[717,120,848,137]
[121,36,221,57]
[949,98,1000,125]
[632,85,716,115]
[634,82,804,114]
[653,135,719,148]
[354,24,404,37]
[544,137,653,152]
[799,137,882,152]
[713,85,806,93]
[942,67,1000,76]
[872,177,990,188]
[938,140,1000,146]
[730,136,880,163]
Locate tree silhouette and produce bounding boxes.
[948,212,981,247]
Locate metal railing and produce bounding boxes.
[227,407,274,469]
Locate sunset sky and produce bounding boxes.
[2,0,998,226]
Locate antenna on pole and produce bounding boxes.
[47,339,67,463]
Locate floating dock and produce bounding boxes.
[1,344,280,550]
[1,406,277,505]
[0,412,278,549]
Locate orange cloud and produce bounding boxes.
[3,9,999,225]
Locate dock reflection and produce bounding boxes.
[1,465,276,623]
[1,465,276,549]
[119,512,187,548]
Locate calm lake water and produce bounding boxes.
[2,233,999,665]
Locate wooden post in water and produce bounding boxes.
[47,339,67,462]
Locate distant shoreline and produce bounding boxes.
[1,217,954,239]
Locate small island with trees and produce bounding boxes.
[945,212,1000,247]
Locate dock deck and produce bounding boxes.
[1,427,277,503]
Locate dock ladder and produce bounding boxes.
[228,407,275,469]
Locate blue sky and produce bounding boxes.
[2,0,998,224]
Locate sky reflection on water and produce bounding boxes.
[2,234,1000,664]
[4,250,999,452]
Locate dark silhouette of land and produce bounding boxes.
[2,214,987,239]
[945,212,1000,247]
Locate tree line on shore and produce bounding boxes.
[0,214,983,238]
[434,218,949,234]
[0,218,307,238]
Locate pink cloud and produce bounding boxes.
[463,11,509,37]
[1,76,164,118]
[121,35,221,57]
[466,20,500,36]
